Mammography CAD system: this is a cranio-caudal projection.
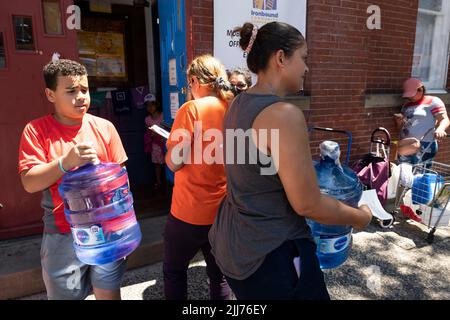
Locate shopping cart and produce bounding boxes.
[393,134,450,243]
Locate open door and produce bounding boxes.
[0,0,78,239]
[157,0,188,184]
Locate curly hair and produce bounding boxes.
[43,59,88,90]
[228,67,253,87]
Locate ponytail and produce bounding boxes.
[187,54,234,101]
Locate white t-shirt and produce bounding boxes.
[400,95,447,142]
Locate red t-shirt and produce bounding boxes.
[18,113,128,233]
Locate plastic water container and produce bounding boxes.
[412,173,444,205]
[307,141,363,269]
[59,162,142,265]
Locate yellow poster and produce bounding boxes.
[78,32,96,56]
[77,31,126,78]
[89,0,112,13]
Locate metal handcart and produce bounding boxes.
[352,127,394,228]
[309,127,395,228]
[393,133,450,243]
[352,127,391,206]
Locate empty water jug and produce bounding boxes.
[307,141,363,269]
[59,162,142,265]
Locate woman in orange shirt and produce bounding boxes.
[163,54,234,300]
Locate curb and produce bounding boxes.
[0,215,167,300]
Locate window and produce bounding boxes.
[420,0,442,11]
[0,33,6,68]
[412,0,450,90]
[42,0,63,35]
[13,16,35,51]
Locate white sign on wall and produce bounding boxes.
[170,92,180,119]
[169,58,178,86]
[214,0,307,75]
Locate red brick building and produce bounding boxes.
[186,0,450,160]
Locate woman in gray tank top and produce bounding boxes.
[208,21,372,300]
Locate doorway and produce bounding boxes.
[74,0,171,219]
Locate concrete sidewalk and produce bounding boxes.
[0,215,168,300]
[3,210,450,300]
[324,220,450,299]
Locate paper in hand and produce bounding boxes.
[149,124,170,140]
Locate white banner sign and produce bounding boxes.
[214,0,307,75]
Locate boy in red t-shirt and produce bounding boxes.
[18,59,128,300]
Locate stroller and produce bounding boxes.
[352,128,394,228]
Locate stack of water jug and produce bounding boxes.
[59,162,142,265]
[307,141,363,269]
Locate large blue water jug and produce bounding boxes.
[58,162,142,265]
[307,141,363,269]
[412,173,444,205]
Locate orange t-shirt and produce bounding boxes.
[167,96,228,225]
[18,113,128,233]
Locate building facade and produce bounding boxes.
[188,0,450,159]
[1,0,449,239]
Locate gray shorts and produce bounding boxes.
[40,233,127,300]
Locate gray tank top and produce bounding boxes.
[209,92,312,280]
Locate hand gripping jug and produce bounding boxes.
[59,162,142,265]
[307,141,363,269]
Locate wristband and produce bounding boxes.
[58,158,69,174]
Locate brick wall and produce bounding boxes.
[186,0,214,63]
[366,1,418,94]
[186,0,450,163]
[305,0,371,159]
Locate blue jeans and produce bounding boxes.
[398,140,438,168]
[225,238,330,300]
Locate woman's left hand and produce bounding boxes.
[435,128,447,141]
